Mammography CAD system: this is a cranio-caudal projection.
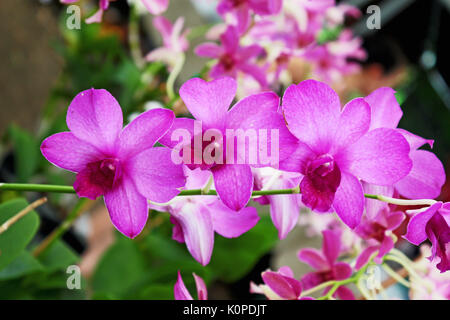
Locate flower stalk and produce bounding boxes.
[166,53,185,101]
[32,198,94,257]
[0,183,437,206]
[0,197,47,234]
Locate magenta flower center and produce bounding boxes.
[230,0,246,8]
[220,53,237,71]
[300,154,341,212]
[366,222,387,242]
[74,158,122,200]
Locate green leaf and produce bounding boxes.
[207,214,278,282]
[92,236,147,297]
[37,240,79,272]
[0,251,43,280]
[137,284,174,300]
[317,25,343,44]
[0,198,40,270]
[8,125,39,182]
[141,232,211,284]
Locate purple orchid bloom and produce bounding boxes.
[40,88,185,238]
[354,199,405,269]
[151,167,260,266]
[298,229,355,299]
[250,266,313,300]
[145,16,189,69]
[303,30,366,83]
[404,202,450,273]
[174,271,208,300]
[280,80,412,228]
[159,77,297,211]
[364,87,446,199]
[217,0,282,33]
[253,167,302,239]
[195,26,268,88]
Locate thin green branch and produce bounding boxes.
[0,197,47,234]
[0,183,437,207]
[167,54,185,101]
[32,198,93,257]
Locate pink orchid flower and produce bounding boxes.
[298,229,355,299]
[151,167,259,266]
[159,77,297,211]
[195,26,268,88]
[280,80,412,229]
[364,87,446,199]
[174,271,208,300]
[253,167,302,239]
[40,88,185,238]
[217,0,282,33]
[250,266,313,300]
[303,30,366,83]
[145,16,190,69]
[404,202,450,273]
[355,198,405,269]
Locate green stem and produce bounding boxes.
[0,183,76,194]
[381,263,410,288]
[364,193,436,206]
[304,264,370,299]
[300,280,338,297]
[0,183,299,197]
[32,198,92,257]
[129,3,144,69]
[167,54,185,101]
[0,183,437,206]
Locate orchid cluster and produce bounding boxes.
[22,0,449,300]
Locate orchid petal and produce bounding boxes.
[193,273,208,300]
[282,80,340,154]
[332,172,364,229]
[394,150,445,199]
[404,202,442,245]
[365,87,403,130]
[104,176,148,238]
[66,88,123,153]
[141,0,169,15]
[128,147,185,203]
[297,248,328,270]
[344,128,412,185]
[210,201,259,238]
[40,132,103,173]
[172,203,214,266]
[211,164,253,211]
[119,108,174,159]
[179,77,236,128]
[174,271,194,300]
[332,98,370,152]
